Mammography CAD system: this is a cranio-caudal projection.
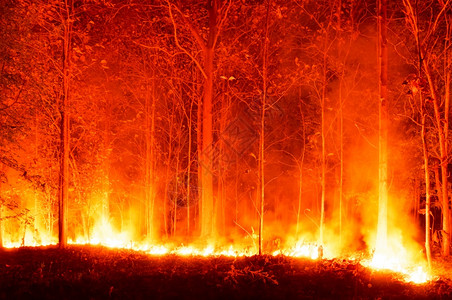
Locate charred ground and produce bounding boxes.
[0,246,451,299]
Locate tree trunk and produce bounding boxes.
[173,148,179,237]
[375,0,389,252]
[100,86,112,235]
[200,0,218,238]
[166,0,229,239]
[403,0,449,259]
[320,37,327,247]
[446,38,451,254]
[187,92,194,235]
[144,70,156,240]
[339,84,344,247]
[420,96,432,269]
[58,0,73,249]
[296,99,306,238]
[200,46,214,237]
[258,0,271,255]
[445,18,451,251]
[0,163,5,247]
[337,0,344,248]
[163,114,174,238]
[441,15,451,255]
[34,109,40,244]
[196,72,203,234]
[0,199,3,248]
[424,64,450,256]
[216,90,227,236]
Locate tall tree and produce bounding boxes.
[375,0,389,253]
[167,0,231,238]
[403,0,451,256]
[143,53,157,240]
[58,0,74,248]
[257,0,272,255]
[420,80,433,269]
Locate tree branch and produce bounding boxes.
[166,1,207,79]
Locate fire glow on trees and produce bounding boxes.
[1,0,452,287]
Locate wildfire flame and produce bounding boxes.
[1,217,430,284]
[363,244,430,284]
[273,242,322,260]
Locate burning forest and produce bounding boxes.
[1,0,452,298]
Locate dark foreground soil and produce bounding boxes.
[0,246,451,299]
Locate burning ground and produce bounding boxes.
[0,245,451,299]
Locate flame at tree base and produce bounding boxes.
[364,252,429,284]
[363,236,430,284]
[1,219,431,284]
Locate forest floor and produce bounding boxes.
[0,245,452,299]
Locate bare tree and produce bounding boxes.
[403,0,451,256]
